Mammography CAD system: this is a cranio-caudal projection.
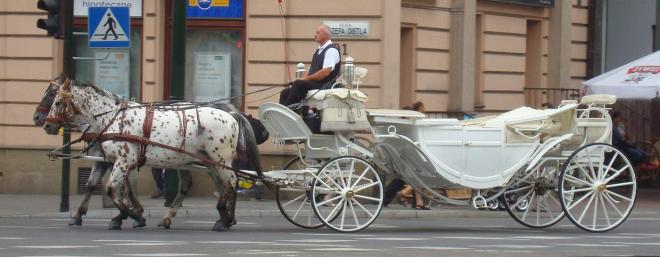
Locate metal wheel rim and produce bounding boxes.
[502,160,565,228]
[559,143,637,232]
[275,157,325,229]
[311,156,383,232]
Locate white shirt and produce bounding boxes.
[317,40,340,71]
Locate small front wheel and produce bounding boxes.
[276,157,325,229]
[310,156,383,232]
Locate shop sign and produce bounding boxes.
[74,0,142,17]
[323,21,369,38]
[192,53,231,102]
[95,52,130,97]
[187,0,244,19]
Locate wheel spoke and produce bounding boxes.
[291,195,307,221]
[577,192,596,223]
[352,181,380,193]
[599,193,611,227]
[340,198,347,229]
[315,194,343,208]
[352,198,375,219]
[536,194,541,225]
[350,165,372,188]
[605,190,632,202]
[521,192,537,222]
[563,187,594,194]
[603,164,631,184]
[511,189,534,210]
[567,191,594,211]
[565,173,593,187]
[572,160,595,183]
[282,193,307,207]
[315,176,341,193]
[325,198,345,220]
[585,149,599,183]
[606,181,635,188]
[592,192,599,229]
[602,192,624,217]
[540,196,555,220]
[354,194,381,202]
[346,159,355,188]
[336,162,346,188]
[349,198,360,227]
[548,190,563,207]
[504,185,534,195]
[603,152,618,181]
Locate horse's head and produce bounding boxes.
[43,79,79,135]
[33,74,66,126]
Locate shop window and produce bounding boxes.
[184,29,243,107]
[74,28,142,99]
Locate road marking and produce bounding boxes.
[47,218,107,222]
[584,235,644,239]
[628,218,660,221]
[19,256,106,257]
[292,233,374,237]
[619,233,660,237]
[95,240,185,243]
[105,242,187,246]
[618,242,660,246]
[555,243,631,247]
[397,246,472,250]
[362,237,426,241]
[369,224,400,228]
[14,245,100,249]
[476,245,550,249]
[258,243,353,247]
[114,254,207,256]
[472,250,499,253]
[0,226,60,229]
[196,241,272,244]
[0,237,25,240]
[228,250,301,255]
[434,236,528,241]
[184,221,258,225]
[510,236,575,240]
[278,239,355,243]
[306,248,378,252]
[502,250,532,253]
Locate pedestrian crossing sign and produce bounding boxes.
[88,7,130,48]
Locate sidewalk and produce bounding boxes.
[1,188,658,220]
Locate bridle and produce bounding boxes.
[35,80,62,114]
[45,81,81,124]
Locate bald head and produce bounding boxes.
[314,24,331,45]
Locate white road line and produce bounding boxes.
[510,236,575,240]
[584,235,644,239]
[114,254,207,257]
[555,243,631,247]
[0,225,60,229]
[397,246,472,250]
[105,243,187,246]
[228,250,301,255]
[476,245,550,249]
[196,241,272,244]
[292,233,374,237]
[305,248,378,252]
[257,243,353,247]
[628,218,660,221]
[95,240,185,243]
[277,239,356,243]
[434,236,528,241]
[368,224,400,228]
[472,250,499,253]
[19,256,106,257]
[619,233,660,237]
[618,242,660,246]
[0,237,25,240]
[47,218,108,222]
[184,221,258,225]
[502,250,532,253]
[361,237,426,241]
[14,245,100,249]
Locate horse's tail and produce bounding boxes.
[229,112,263,177]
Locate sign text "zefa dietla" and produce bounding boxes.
[323,21,369,38]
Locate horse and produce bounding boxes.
[42,79,264,231]
[34,75,141,228]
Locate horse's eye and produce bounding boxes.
[55,101,61,106]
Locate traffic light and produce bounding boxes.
[36,0,64,39]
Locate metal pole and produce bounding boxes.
[170,0,186,99]
[59,0,74,213]
[655,0,660,51]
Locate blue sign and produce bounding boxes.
[187,0,244,19]
[88,7,131,48]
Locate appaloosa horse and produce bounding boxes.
[34,75,145,228]
[43,79,263,231]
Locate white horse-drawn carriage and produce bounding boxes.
[251,73,636,233]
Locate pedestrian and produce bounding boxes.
[150,167,165,199]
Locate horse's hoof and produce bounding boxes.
[108,220,122,230]
[132,217,146,228]
[212,222,228,232]
[69,217,83,226]
[157,218,171,229]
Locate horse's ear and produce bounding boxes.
[62,78,71,90]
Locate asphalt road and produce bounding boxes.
[0,216,659,257]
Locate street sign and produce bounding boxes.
[88,7,130,48]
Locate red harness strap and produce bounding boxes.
[138,107,155,167]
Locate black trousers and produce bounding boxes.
[383,178,406,206]
[279,80,324,106]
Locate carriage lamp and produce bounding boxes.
[343,56,355,88]
[295,63,305,79]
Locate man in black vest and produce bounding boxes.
[279,24,341,106]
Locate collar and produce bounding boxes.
[317,40,333,51]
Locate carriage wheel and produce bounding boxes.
[502,159,565,228]
[559,143,637,232]
[310,156,383,232]
[276,157,326,229]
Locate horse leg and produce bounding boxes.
[211,167,238,232]
[158,170,192,229]
[69,160,110,226]
[124,169,146,228]
[105,163,132,230]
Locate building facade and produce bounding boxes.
[0,0,591,194]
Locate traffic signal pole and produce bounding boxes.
[60,0,74,213]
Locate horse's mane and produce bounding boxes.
[72,80,122,100]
